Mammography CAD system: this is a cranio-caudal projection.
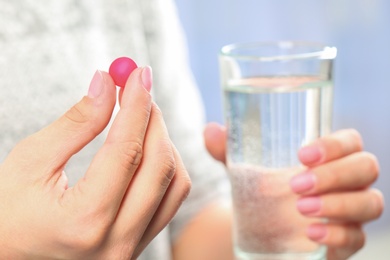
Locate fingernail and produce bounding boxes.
[298,145,323,164]
[307,224,327,241]
[141,66,152,92]
[297,197,322,215]
[88,70,104,98]
[290,172,316,193]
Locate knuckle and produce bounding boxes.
[166,169,192,210]
[161,160,176,185]
[339,225,365,250]
[169,148,192,203]
[159,163,176,189]
[108,244,135,260]
[348,128,363,141]
[60,219,108,253]
[152,102,163,117]
[329,128,363,154]
[156,141,176,188]
[178,170,192,201]
[335,228,350,247]
[321,166,340,190]
[64,98,92,126]
[61,98,103,137]
[325,197,345,218]
[117,140,143,171]
[356,231,366,250]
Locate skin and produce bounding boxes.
[0,68,191,259]
[0,68,383,259]
[172,123,384,260]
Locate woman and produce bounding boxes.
[0,0,383,259]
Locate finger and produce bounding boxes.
[298,129,363,167]
[6,71,116,177]
[134,143,191,258]
[105,66,152,143]
[297,189,384,222]
[307,223,365,260]
[203,122,226,163]
[67,67,153,217]
[291,152,379,195]
[118,86,124,107]
[111,103,178,242]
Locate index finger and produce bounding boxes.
[298,129,363,167]
[69,67,153,217]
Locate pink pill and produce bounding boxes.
[109,57,138,88]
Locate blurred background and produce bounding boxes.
[175,0,389,259]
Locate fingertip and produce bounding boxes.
[141,66,153,92]
[296,196,322,215]
[203,122,226,163]
[346,128,364,151]
[120,67,152,108]
[123,66,152,92]
[87,70,116,103]
[298,144,324,165]
[87,70,104,98]
[307,224,327,242]
[204,122,225,141]
[100,70,116,86]
[290,172,316,194]
[371,188,385,219]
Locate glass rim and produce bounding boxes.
[220,41,337,61]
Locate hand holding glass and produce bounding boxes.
[219,42,337,260]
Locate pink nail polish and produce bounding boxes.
[307,224,327,241]
[290,172,316,193]
[297,197,322,215]
[141,66,153,92]
[298,145,323,164]
[88,70,104,98]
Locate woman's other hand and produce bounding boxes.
[204,123,383,260]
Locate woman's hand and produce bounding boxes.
[290,129,383,260]
[0,68,191,259]
[204,123,384,260]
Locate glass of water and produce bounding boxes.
[219,42,337,260]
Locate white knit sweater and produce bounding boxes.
[0,0,227,259]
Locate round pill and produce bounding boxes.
[109,57,138,88]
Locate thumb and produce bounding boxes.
[8,71,117,178]
[203,122,227,164]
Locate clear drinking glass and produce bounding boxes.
[219,41,337,260]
